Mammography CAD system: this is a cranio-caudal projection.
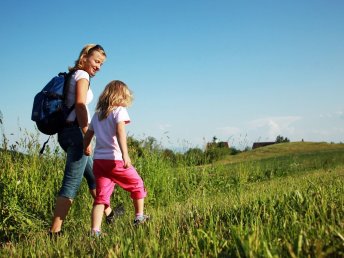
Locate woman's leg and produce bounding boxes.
[50,127,88,232]
[50,197,72,232]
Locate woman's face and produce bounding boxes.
[83,50,106,77]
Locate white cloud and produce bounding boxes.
[152,111,344,150]
[248,116,302,140]
[319,110,344,119]
[210,116,303,148]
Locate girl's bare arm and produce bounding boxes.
[117,121,131,168]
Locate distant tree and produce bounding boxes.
[184,147,205,166]
[244,146,252,152]
[162,148,177,164]
[127,136,144,159]
[217,142,229,148]
[276,135,290,143]
[143,136,159,151]
[230,147,241,155]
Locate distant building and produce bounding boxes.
[252,142,276,149]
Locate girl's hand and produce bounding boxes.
[117,121,131,168]
[123,154,132,168]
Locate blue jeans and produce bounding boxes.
[57,126,96,199]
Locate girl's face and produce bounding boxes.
[83,50,106,77]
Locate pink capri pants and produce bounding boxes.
[93,159,147,208]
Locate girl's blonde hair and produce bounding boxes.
[96,80,133,120]
[69,44,107,72]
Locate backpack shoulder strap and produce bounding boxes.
[61,71,75,116]
[62,71,74,102]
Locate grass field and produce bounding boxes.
[0,139,343,257]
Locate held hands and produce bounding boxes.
[83,127,94,156]
[84,145,92,156]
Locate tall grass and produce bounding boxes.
[0,130,343,257]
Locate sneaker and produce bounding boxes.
[133,215,150,226]
[106,204,125,224]
[90,230,101,237]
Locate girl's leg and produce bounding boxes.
[110,162,148,224]
[133,198,144,215]
[91,204,105,231]
[104,206,112,216]
[92,160,117,230]
[86,157,112,216]
[90,188,112,216]
[111,161,147,201]
[133,198,149,225]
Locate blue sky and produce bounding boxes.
[1,0,343,150]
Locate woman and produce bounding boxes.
[50,44,115,235]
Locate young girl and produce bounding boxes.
[83,80,148,235]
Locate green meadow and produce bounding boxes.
[0,132,343,257]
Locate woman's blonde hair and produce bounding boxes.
[69,44,107,71]
[96,80,133,120]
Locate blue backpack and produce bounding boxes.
[31,72,74,135]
